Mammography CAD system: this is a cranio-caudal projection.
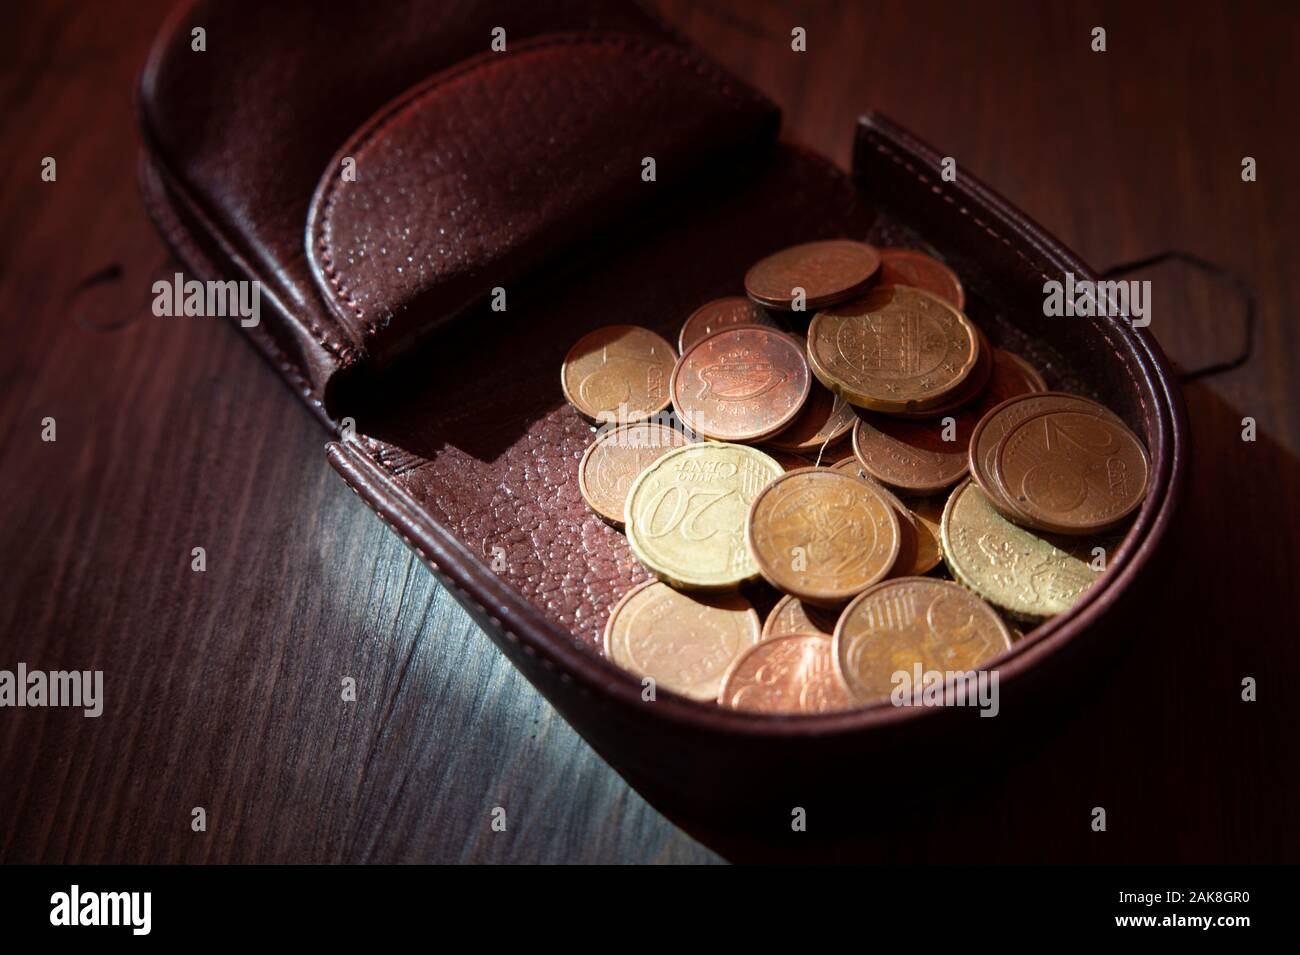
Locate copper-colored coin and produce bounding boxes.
[604,580,761,702]
[577,422,693,527]
[887,324,993,420]
[811,438,856,466]
[744,239,881,311]
[671,325,811,442]
[762,594,839,640]
[904,495,945,575]
[833,576,1013,704]
[767,448,815,472]
[746,467,900,606]
[877,248,965,310]
[807,285,979,413]
[561,325,675,424]
[999,349,1048,392]
[851,412,969,494]
[718,633,855,714]
[994,408,1150,534]
[848,344,1047,495]
[678,297,775,353]
[830,458,921,578]
[764,342,857,452]
[969,392,1115,520]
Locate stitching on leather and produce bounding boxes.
[140,152,335,412]
[863,131,1148,422]
[314,33,770,343]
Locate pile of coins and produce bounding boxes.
[561,240,1150,715]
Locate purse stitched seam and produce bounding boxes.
[862,131,1149,425]
[313,33,769,343]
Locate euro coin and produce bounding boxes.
[764,339,857,452]
[561,325,675,424]
[762,594,839,639]
[834,576,1012,703]
[746,467,900,605]
[577,421,693,527]
[994,407,1150,534]
[830,458,923,578]
[625,442,782,589]
[877,247,965,310]
[718,633,855,714]
[968,392,1118,521]
[678,297,775,353]
[941,479,1104,619]
[744,239,881,311]
[671,325,811,442]
[604,580,761,702]
[807,284,979,413]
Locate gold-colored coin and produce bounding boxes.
[941,479,1104,620]
[904,494,945,575]
[718,633,856,714]
[577,422,693,527]
[833,576,1012,703]
[746,467,900,606]
[807,285,979,413]
[762,594,839,640]
[625,442,782,590]
[830,458,921,578]
[604,580,761,702]
[561,325,675,424]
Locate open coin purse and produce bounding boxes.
[139,0,1187,852]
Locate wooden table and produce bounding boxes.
[1,0,1295,863]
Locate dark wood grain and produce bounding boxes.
[1,0,1296,863]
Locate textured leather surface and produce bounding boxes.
[344,143,872,649]
[307,34,777,369]
[139,0,1187,825]
[138,0,681,400]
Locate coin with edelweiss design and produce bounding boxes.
[718,633,855,714]
[678,296,776,353]
[941,479,1104,620]
[744,239,881,311]
[746,467,900,606]
[604,580,762,702]
[561,325,675,424]
[671,325,811,442]
[578,421,694,527]
[834,576,1012,703]
[625,442,783,590]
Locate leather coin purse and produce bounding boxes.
[139,0,1187,856]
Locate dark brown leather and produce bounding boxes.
[306,34,778,370]
[138,0,683,408]
[139,0,1188,848]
